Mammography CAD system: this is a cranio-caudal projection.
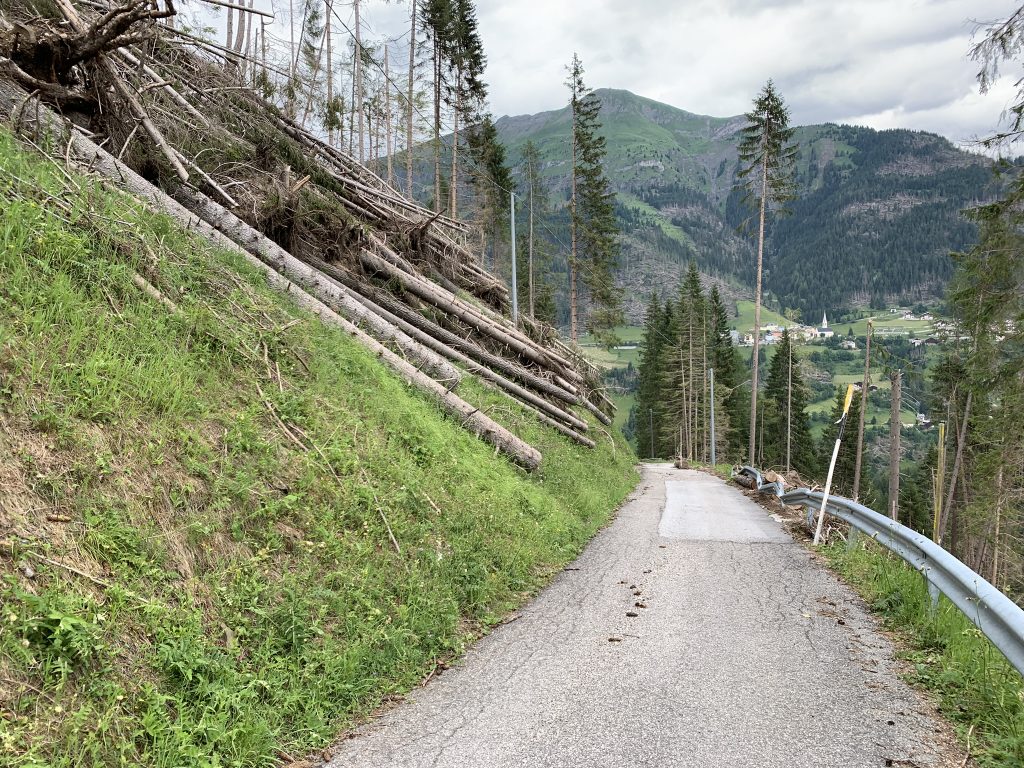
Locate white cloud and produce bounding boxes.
[181,0,1021,144]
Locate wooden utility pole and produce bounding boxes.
[940,390,973,550]
[233,0,248,56]
[406,0,417,198]
[992,462,1005,584]
[709,368,716,466]
[325,0,335,146]
[384,46,394,186]
[432,33,441,212]
[932,421,946,543]
[888,369,902,523]
[225,2,235,61]
[852,319,873,502]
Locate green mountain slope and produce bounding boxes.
[496,89,996,322]
[0,130,637,766]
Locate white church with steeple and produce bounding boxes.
[815,312,835,339]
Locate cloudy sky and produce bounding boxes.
[189,0,1020,149]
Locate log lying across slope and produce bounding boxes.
[0,0,616,468]
[0,81,541,471]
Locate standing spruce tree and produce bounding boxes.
[566,53,623,343]
[737,80,798,465]
[708,286,742,462]
[635,294,669,458]
[762,329,816,475]
[446,0,487,218]
[467,115,513,273]
[518,140,557,323]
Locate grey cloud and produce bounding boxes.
[186,0,1019,145]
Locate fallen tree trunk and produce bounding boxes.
[171,186,461,387]
[581,396,613,427]
[343,288,591,434]
[533,411,596,449]
[369,237,578,379]
[359,248,571,376]
[309,260,581,407]
[0,84,541,469]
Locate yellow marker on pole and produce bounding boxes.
[813,384,856,545]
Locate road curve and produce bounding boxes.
[327,465,958,768]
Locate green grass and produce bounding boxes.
[733,301,792,333]
[577,326,644,345]
[0,130,638,767]
[832,312,944,339]
[618,192,696,251]
[611,393,635,431]
[824,542,1024,766]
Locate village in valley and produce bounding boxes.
[587,300,957,447]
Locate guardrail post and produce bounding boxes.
[927,579,940,614]
[846,528,860,552]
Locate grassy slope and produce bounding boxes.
[0,132,638,767]
[824,543,1024,766]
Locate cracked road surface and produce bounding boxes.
[327,465,957,768]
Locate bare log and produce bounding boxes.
[198,0,275,18]
[132,272,179,314]
[171,186,461,386]
[581,396,613,427]
[359,248,569,375]
[312,265,580,407]
[118,48,211,127]
[533,411,596,449]
[341,287,590,433]
[0,84,541,469]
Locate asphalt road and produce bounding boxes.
[326,465,957,768]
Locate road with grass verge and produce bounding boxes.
[326,465,960,768]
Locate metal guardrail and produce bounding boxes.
[732,466,1024,679]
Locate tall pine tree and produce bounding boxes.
[737,80,798,465]
[566,54,622,343]
[519,139,556,322]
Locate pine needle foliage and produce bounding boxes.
[566,53,623,344]
[735,79,799,465]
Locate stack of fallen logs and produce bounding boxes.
[0,0,614,470]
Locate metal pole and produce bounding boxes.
[649,408,654,459]
[933,421,946,543]
[510,190,518,326]
[786,339,792,473]
[709,368,716,466]
[813,384,856,546]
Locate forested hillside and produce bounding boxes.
[495,90,998,321]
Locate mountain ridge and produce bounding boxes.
[495,89,996,323]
